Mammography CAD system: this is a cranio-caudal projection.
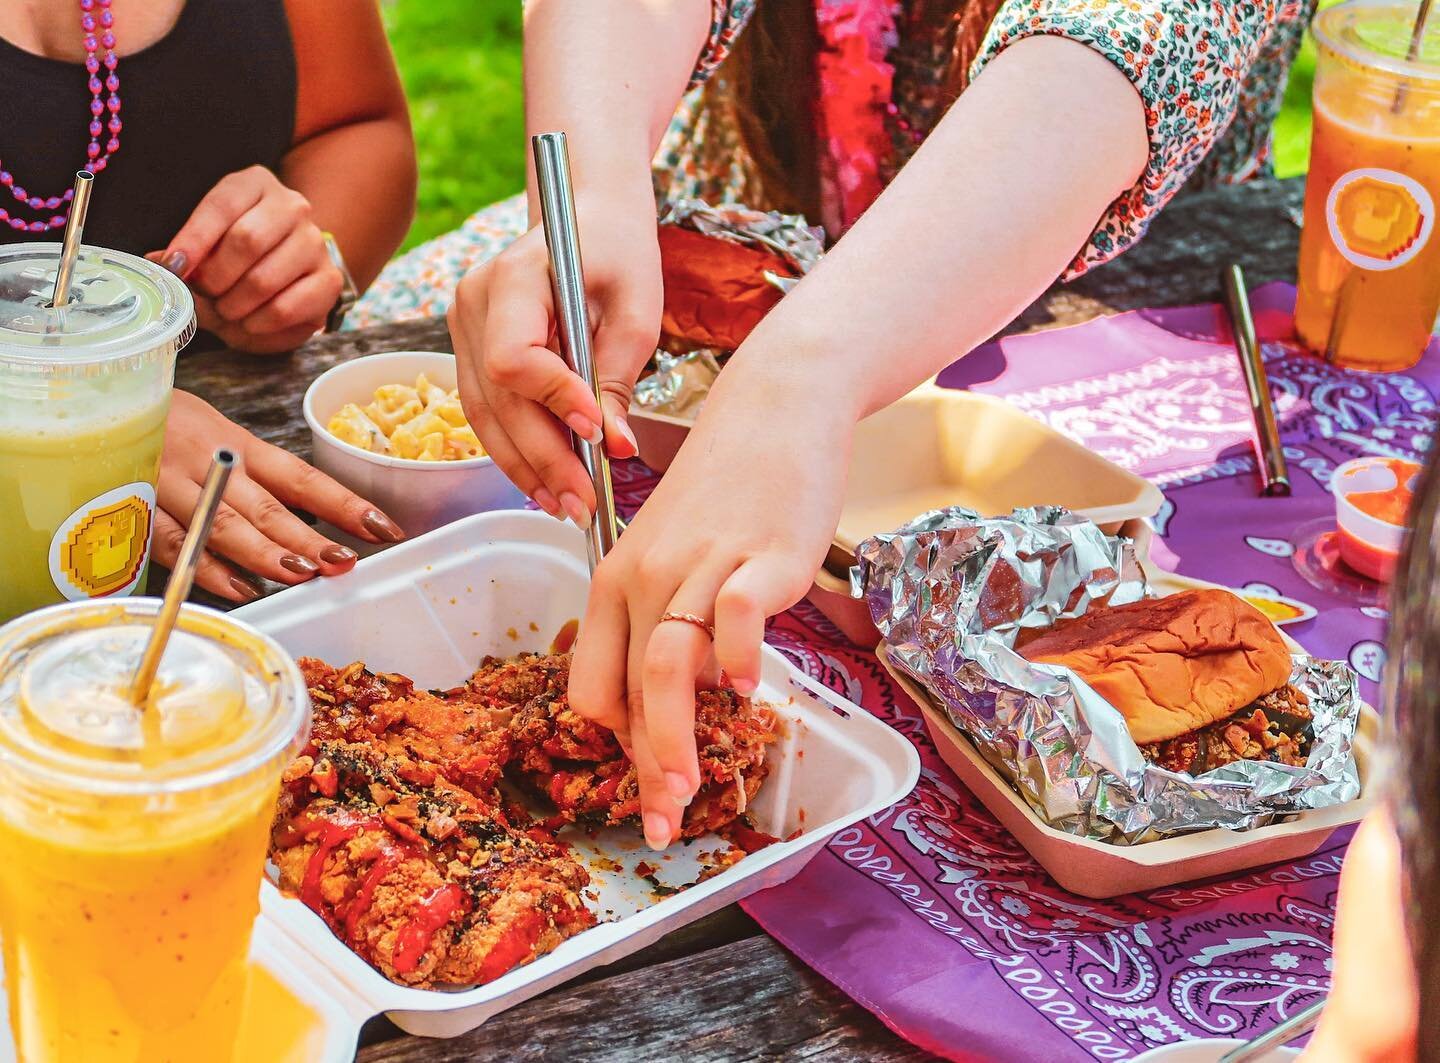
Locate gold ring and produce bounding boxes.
[659,611,715,639]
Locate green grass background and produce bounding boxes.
[383,0,1320,252]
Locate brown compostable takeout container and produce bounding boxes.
[761,386,1165,643]
[878,568,1377,898]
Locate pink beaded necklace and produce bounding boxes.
[0,0,122,233]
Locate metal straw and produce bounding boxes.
[50,171,94,308]
[1216,999,1326,1063]
[1222,265,1291,496]
[129,449,236,707]
[531,132,620,573]
[1393,0,1434,113]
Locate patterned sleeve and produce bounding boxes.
[971,0,1307,279]
[689,0,758,89]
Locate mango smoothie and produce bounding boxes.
[0,601,310,1062]
[1295,0,1440,371]
[0,243,194,624]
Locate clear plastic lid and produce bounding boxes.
[1315,0,1440,81]
[0,242,196,375]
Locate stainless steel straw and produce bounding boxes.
[50,171,94,308]
[1222,264,1291,497]
[1393,0,1434,113]
[1216,999,1326,1063]
[532,132,620,572]
[129,449,236,706]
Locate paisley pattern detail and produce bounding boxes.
[734,286,1434,1060]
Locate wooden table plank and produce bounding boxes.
[356,934,938,1063]
[173,178,1304,1060]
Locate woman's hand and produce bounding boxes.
[155,391,405,601]
[447,197,660,524]
[151,166,343,354]
[568,362,853,849]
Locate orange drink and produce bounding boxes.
[0,601,309,1061]
[1295,0,1440,371]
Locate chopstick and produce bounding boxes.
[1222,264,1290,497]
[532,132,621,573]
[1216,999,1325,1063]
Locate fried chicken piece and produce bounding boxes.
[503,656,778,838]
[300,657,515,796]
[276,650,776,988]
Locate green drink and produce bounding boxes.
[0,244,195,623]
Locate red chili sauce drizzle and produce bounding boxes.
[474,908,547,984]
[392,884,468,975]
[281,809,470,974]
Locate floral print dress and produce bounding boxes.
[351,0,1310,327]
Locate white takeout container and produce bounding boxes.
[879,569,1377,899]
[303,351,525,542]
[210,510,919,1050]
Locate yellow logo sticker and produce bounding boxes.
[48,482,156,601]
[1326,168,1434,271]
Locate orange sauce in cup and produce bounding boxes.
[1345,458,1421,527]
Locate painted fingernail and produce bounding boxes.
[559,492,591,528]
[532,488,562,519]
[161,250,188,277]
[565,413,604,446]
[732,677,758,697]
[643,812,672,850]
[229,576,262,602]
[280,554,320,575]
[361,509,405,543]
[319,545,358,565]
[614,417,639,456]
[665,772,693,804]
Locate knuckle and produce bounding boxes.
[251,495,293,529]
[715,581,759,619]
[231,220,267,257]
[208,504,242,537]
[485,346,528,389]
[158,521,188,557]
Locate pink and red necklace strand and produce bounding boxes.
[0,0,121,233]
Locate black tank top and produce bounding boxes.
[0,0,297,256]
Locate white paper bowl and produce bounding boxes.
[303,351,526,540]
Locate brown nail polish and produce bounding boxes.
[319,544,358,564]
[229,576,262,601]
[361,509,405,543]
[280,554,320,575]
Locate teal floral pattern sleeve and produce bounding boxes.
[690,0,758,89]
[973,0,1312,277]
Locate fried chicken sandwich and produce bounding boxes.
[1019,589,1313,774]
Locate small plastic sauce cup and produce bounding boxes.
[1333,456,1420,580]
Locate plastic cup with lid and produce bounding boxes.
[0,241,196,624]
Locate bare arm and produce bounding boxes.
[520,0,712,216]
[717,34,1147,419]
[569,33,1152,848]
[281,0,416,291]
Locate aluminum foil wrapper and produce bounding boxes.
[660,199,824,292]
[633,350,723,418]
[855,506,1363,844]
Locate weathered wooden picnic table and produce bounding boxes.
[170,177,1306,1063]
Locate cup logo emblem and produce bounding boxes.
[49,482,156,601]
[1326,168,1434,271]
